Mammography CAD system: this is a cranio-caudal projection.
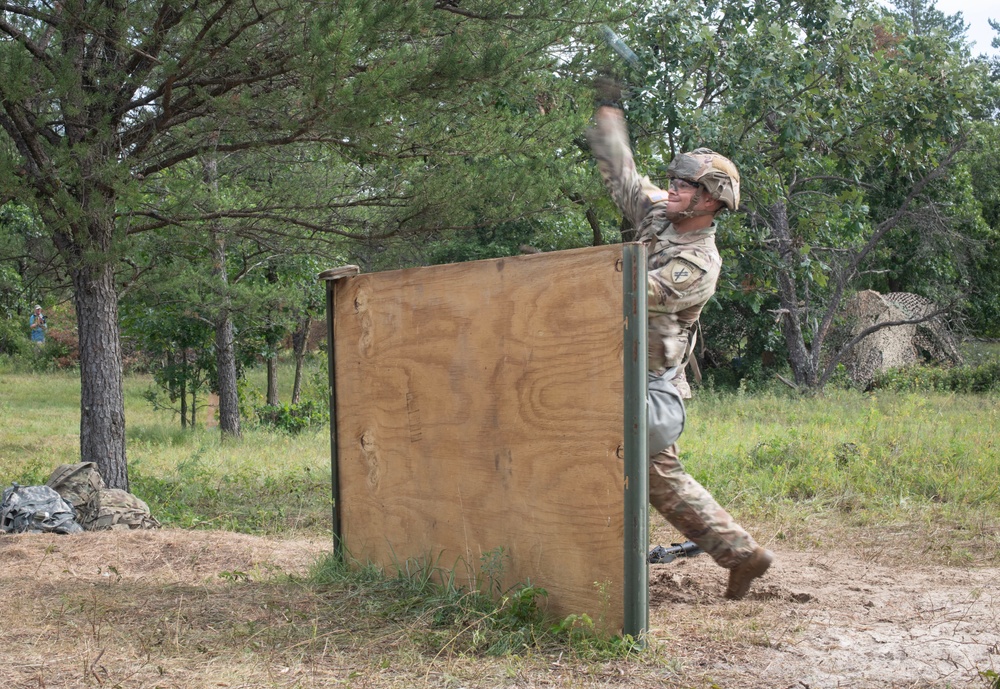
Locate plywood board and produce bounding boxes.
[332,245,627,629]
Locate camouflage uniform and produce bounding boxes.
[588,109,758,569]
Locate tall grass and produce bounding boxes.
[0,362,333,535]
[2,366,997,547]
[0,369,83,483]
[675,387,1000,566]
[682,388,999,519]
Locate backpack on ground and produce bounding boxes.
[46,462,104,514]
[80,488,161,531]
[0,484,84,534]
[46,463,160,531]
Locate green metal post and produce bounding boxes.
[319,266,359,560]
[622,243,648,641]
[325,278,343,561]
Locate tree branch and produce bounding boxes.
[812,138,965,361]
[0,16,53,65]
[432,2,529,20]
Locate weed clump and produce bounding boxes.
[255,401,329,434]
[308,550,640,660]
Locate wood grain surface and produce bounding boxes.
[332,245,627,629]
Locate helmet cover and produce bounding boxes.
[666,148,741,212]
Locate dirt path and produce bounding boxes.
[1,529,997,688]
[648,549,999,688]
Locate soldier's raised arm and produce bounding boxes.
[587,105,670,232]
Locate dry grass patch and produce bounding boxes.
[0,530,676,689]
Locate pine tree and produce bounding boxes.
[0,1,607,487]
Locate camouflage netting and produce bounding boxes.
[838,291,962,388]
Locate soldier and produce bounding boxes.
[588,99,773,600]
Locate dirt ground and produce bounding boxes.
[647,545,1000,688]
[1,528,997,689]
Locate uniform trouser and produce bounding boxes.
[647,370,757,569]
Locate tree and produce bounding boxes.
[252,255,327,407]
[122,295,215,430]
[961,122,1000,338]
[0,1,610,487]
[0,1,330,487]
[0,203,36,318]
[611,0,994,388]
[886,0,969,45]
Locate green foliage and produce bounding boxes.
[309,550,547,656]
[0,318,29,358]
[1,456,50,488]
[961,122,1000,336]
[129,448,331,534]
[0,202,48,319]
[255,401,329,434]
[870,361,1000,393]
[607,0,998,383]
[31,334,77,372]
[685,388,1000,521]
[427,220,542,265]
[0,318,78,373]
[120,269,217,428]
[550,614,643,660]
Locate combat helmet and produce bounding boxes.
[666,148,740,212]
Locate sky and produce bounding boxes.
[929,0,998,56]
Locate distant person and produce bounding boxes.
[587,84,773,599]
[29,305,46,344]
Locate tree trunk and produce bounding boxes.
[266,355,279,406]
[71,260,129,490]
[290,316,311,405]
[768,200,818,388]
[618,216,637,243]
[210,227,241,437]
[585,206,605,246]
[214,306,241,437]
[204,143,241,438]
[180,373,188,430]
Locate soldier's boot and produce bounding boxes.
[725,547,773,600]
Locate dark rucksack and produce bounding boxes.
[0,484,83,534]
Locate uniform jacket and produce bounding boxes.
[588,109,721,374]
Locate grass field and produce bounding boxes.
[2,363,997,562]
[0,363,334,535]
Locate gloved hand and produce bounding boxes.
[594,71,623,108]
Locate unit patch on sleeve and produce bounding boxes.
[663,258,702,288]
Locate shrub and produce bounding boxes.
[870,361,1000,393]
[0,317,79,372]
[0,318,30,358]
[42,327,79,368]
[254,400,329,433]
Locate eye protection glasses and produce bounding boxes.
[669,178,703,192]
